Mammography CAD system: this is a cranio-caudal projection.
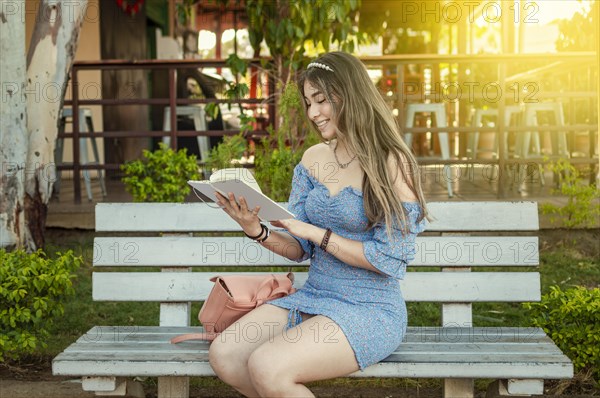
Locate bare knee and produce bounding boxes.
[247,347,289,396]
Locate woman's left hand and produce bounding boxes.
[215,192,262,236]
[270,219,319,242]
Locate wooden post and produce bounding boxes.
[158,377,190,398]
[168,0,176,37]
[99,0,149,173]
[442,232,473,398]
[157,232,192,398]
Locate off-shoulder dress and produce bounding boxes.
[269,163,426,370]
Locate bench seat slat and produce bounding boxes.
[60,347,568,361]
[52,359,572,379]
[93,271,541,302]
[56,342,572,366]
[93,236,539,267]
[77,326,550,344]
[52,327,572,379]
[64,343,567,356]
[81,325,549,336]
[95,202,539,232]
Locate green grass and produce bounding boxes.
[33,230,600,393]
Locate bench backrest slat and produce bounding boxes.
[92,271,541,302]
[93,236,539,267]
[92,201,541,328]
[95,202,539,232]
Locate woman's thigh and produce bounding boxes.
[249,315,359,383]
[209,304,311,361]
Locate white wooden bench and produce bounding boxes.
[52,201,573,398]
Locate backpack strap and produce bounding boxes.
[170,332,219,343]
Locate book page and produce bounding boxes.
[210,180,294,220]
[209,168,262,193]
[189,168,259,204]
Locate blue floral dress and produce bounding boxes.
[269,163,426,370]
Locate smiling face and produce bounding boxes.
[303,80,337,141]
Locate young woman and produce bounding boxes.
[210,51,428,397]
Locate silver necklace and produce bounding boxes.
[334,142,357,169]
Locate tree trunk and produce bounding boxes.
[0,1,28,249]
[100,0,148,176]
[25,0,88,250]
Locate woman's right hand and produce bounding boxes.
[215,192,262,237]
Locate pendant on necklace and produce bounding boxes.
[334,143,356,169]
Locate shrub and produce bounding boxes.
[0,249,82,361]
[254,128,300,202]
[206,133,248,171]
[540,159,600,228]
[254,82,319,201]
[524,286,600,381]
[121,143,200,202]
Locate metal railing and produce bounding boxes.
[59,53,598,202]
[361,52,598,197]
[60,58,274,203]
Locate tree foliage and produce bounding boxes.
[246,0,362,81]
[555,0,597,51]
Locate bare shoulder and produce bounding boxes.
[300,142,330,168]
[387,151,418,202]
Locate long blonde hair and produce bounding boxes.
[299,52,428,235]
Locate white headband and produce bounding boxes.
[307,62,334,72]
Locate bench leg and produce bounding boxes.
[486,379,544,397]
[158,376,189,398]
[82,377,145,397]
[444,378,473,398]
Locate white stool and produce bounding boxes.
[404,103,453,197]
[162,106,210,162]
[517,102,569,190]
[520,102,569,159]
[468,105,523,160]
[54,107,106,201]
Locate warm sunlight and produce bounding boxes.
[534,0,591,24]
[198,30,216,51]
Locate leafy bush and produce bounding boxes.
[254,82,319,201]
[206,133,248,171]
[524,286,600,381]
[121,143,200,202]
[540,159,600,228]
[0,249,82,361]
[254,128,301,201]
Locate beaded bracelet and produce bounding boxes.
[320,228,332,251]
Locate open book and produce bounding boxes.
[188,168,294,221]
